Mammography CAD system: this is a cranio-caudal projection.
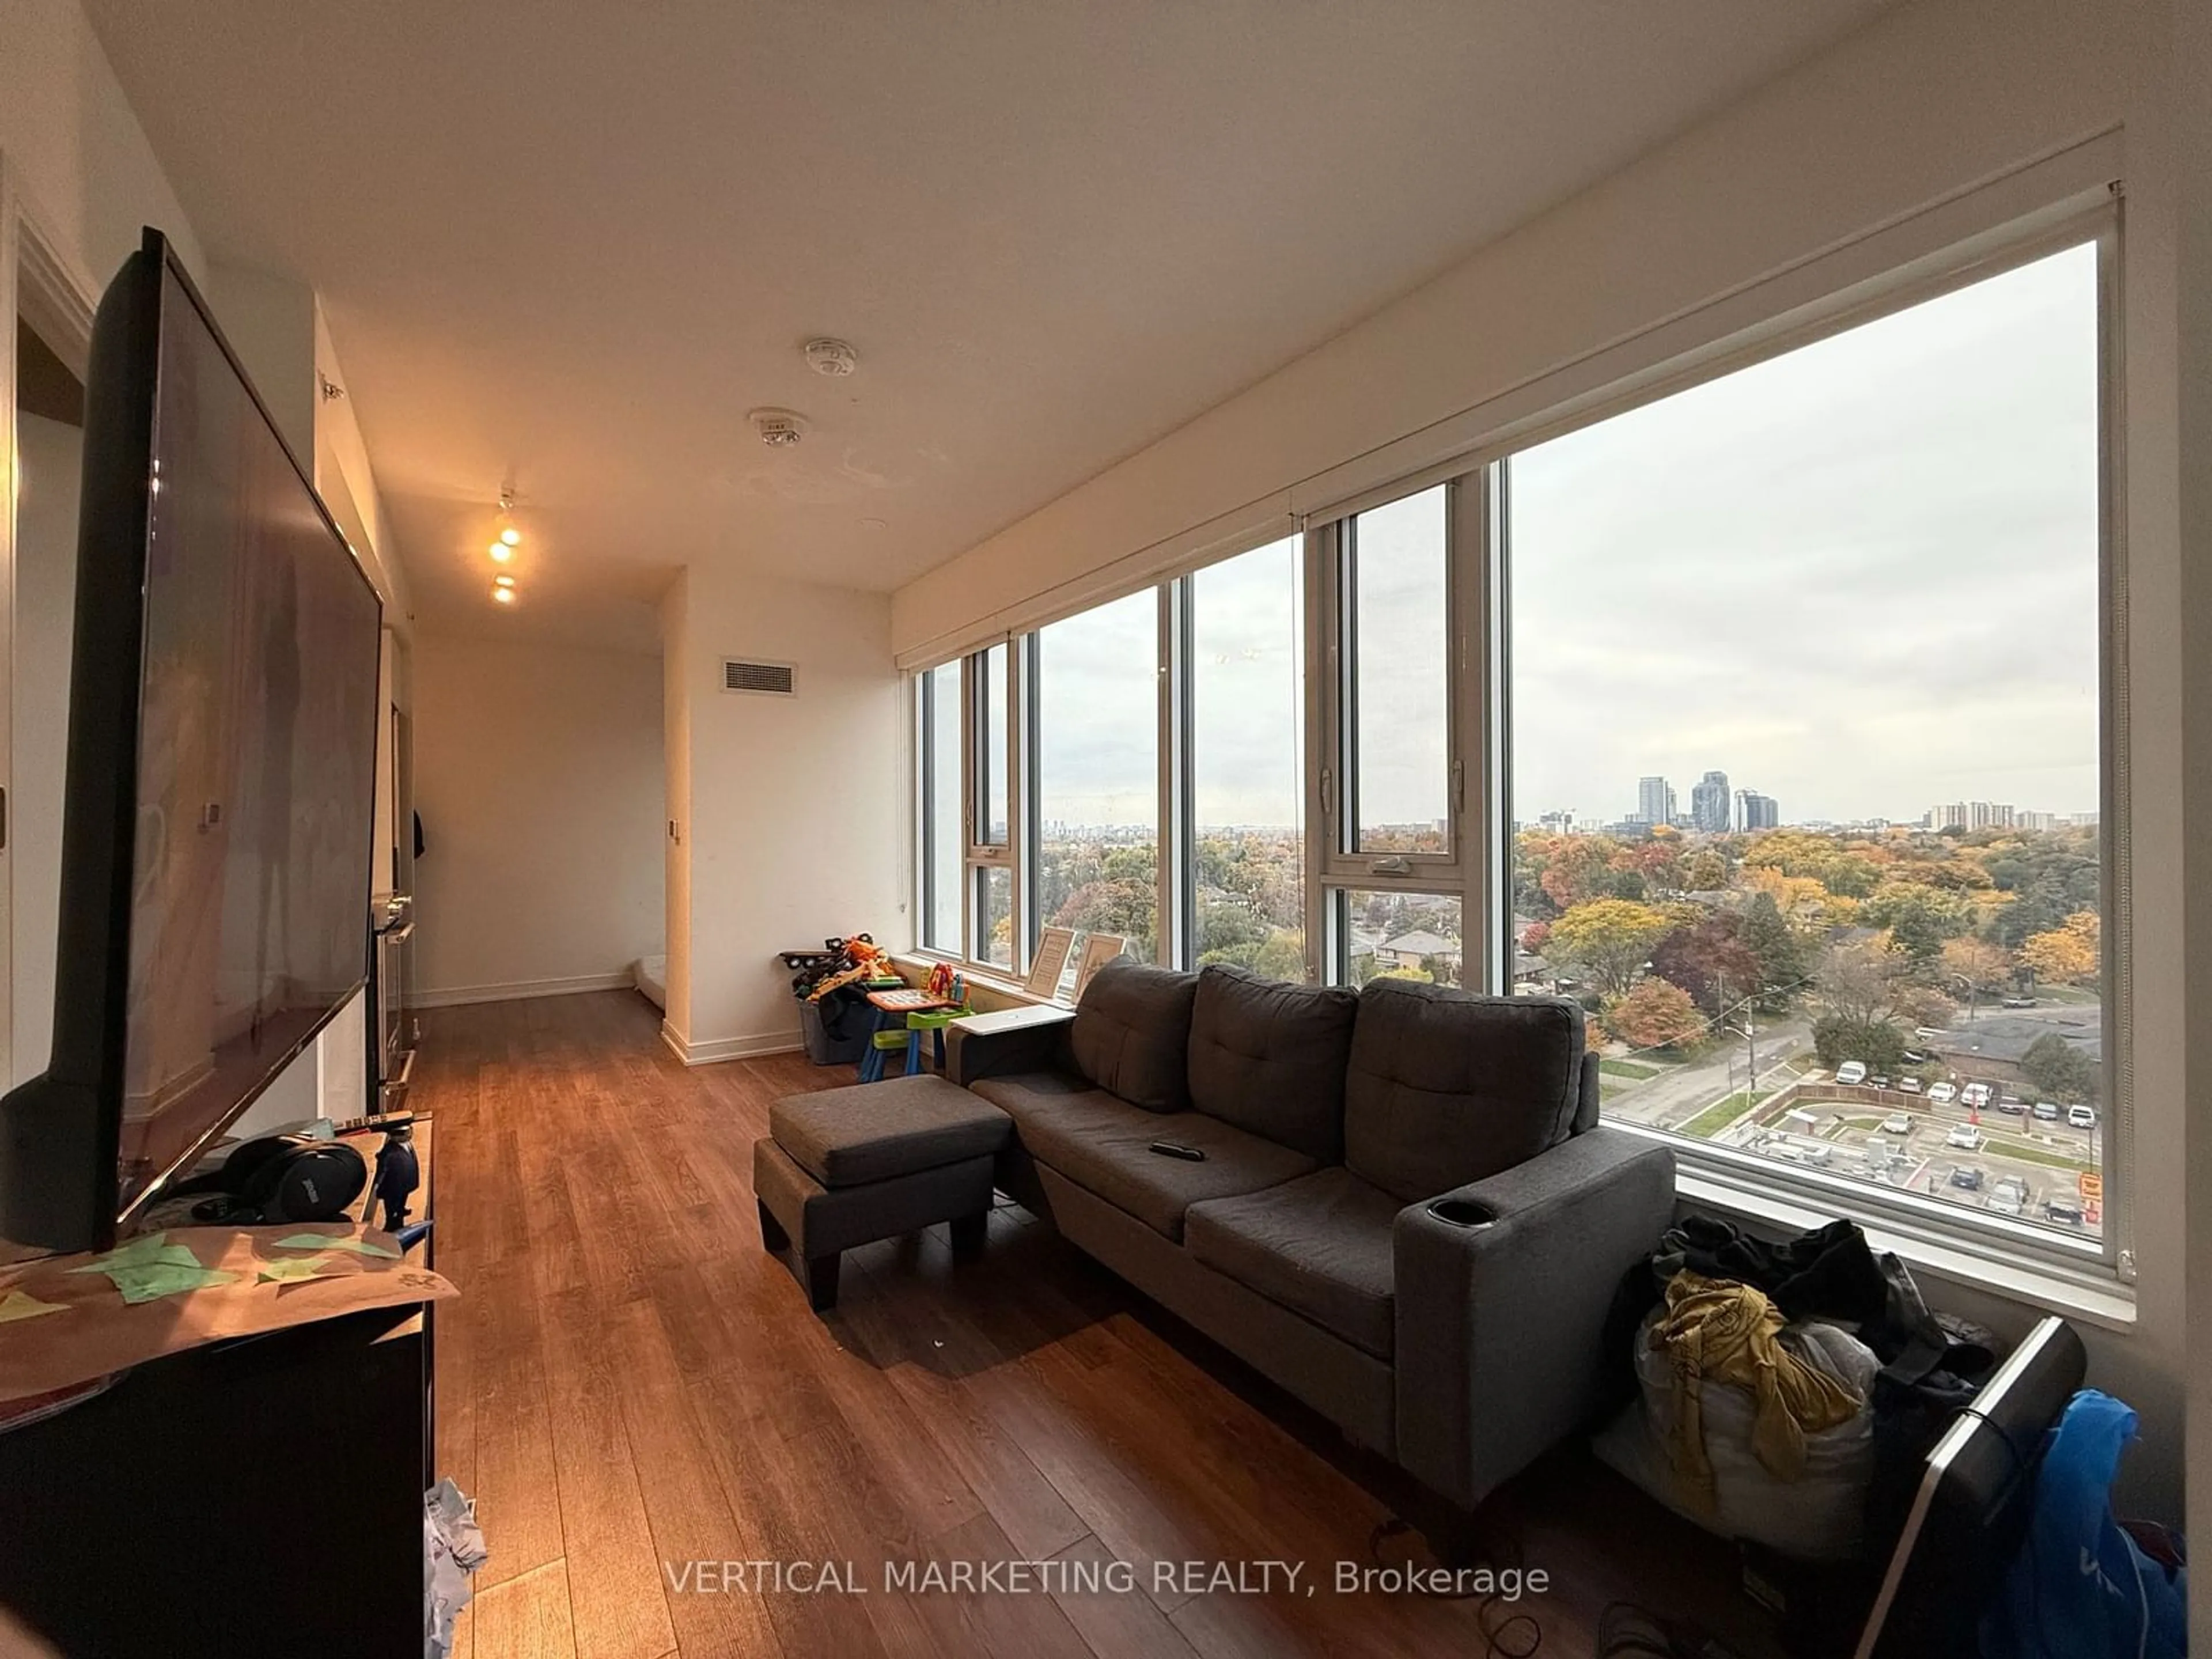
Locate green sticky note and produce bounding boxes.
[258,1256,337,1284]
[102,1263,238,1304]
[73,1233,195,1273]
[0,1289,65,1323]
[274,1233,399,1260]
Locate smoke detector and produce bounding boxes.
[749,408,809,448]
[804,338,858,377]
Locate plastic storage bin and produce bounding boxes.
[799,995,868,1066]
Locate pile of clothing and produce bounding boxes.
[1593,1215,1995,1562]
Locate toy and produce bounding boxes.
[805,934,894,1002]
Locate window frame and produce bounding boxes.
[906,199,2130,1287]
[1482,206,2128,1282]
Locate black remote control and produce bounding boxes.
[1149,1141,1206,1161]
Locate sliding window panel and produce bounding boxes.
[972,642,1012,849]
[1032,590,1161,967]
[974,866,1015,972]
[1189,537,1307,979]
[1503,238,2109,1252]
[1347,485,1453,858]
[1334,889,1467,989]
[918,661,966,952]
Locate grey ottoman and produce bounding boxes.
[754,1073,1014,1311]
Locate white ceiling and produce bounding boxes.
[87,0,1894,654]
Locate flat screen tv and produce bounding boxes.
[0,229,382,1253]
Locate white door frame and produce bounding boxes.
[1,154,103,1086]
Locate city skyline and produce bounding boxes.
[1508,244,2100,825]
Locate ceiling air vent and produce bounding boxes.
[722,657,797,696]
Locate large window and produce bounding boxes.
[1032,590,1161,969]
[1190,536,1306,978]
[911,218,2120,1270]
[1506,242,2106,1242]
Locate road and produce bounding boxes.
[1605,1012,1813,1131]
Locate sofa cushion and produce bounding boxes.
[1343,980,1585,1203]
[769,1073,1013,1188]
[972,1071,1316,1240]
[1068,959,1199,1113]
[1185,967,1359,1162]
[1184,1168,1400,1360]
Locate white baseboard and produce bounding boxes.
[659,1020,804,1067]
[416,972,642,1009]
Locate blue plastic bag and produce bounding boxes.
[1982,1389,2187,1658]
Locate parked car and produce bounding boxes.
[2032,1101,2062,1121]
[2044,1198,2086,1227]
[1868,1074,1893,1091]
[1899,1076,1923,1094]
[1927,1082,1959,1105]
[1945,1123,1983,1150]
[1835,1061,1868,1086]
[1997,1094,2028,1115]
[1960,1082,1993,1108]
[1949,1165,1985,1191]
[1914,1027,1948,1040]
[2067,1104,2098,1128]
[1987,1177,2029,1216]
[1881,1111,1913,1136]
[1903,1048,1934,1066]
[2002,995,2037,1009]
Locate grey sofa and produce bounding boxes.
[946,959,1676,1516]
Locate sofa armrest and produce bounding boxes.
[945,1008,1077,1088]
[1392,1127,1675,1510]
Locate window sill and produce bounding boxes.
[1671,1164,2137,1335]
[893,953,1068,1013]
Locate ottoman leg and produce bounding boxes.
[805,1253,842,1312]
[949,1211,988,1262]
[757,1199,790,1253]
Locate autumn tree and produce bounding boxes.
[1737,892,1809,1007]
[1647,912,1763,1016]
[1548,899,1673,998]
[1941,935,2013,990]
[1683,849,1731,892]
[1861,883,1972,962]
[2018,910,2100,984]
[2021,1031,2099,1104]
[1604,977,1706,1051]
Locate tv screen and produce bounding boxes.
[0,230,382,1252]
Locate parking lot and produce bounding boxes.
[1715,1076,2103,1236]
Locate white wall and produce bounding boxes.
[888,0,2199,1528]
[9,411,78,1083]
[0,0,206,291]
[411,632,665,1004]
[661,566,903,1063]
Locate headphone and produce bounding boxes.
[173,1134,369,1225]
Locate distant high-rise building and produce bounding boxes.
[1690,770,1730,834]
[1930,800,2018,831]
[1736,790,1779,830]
[1637,775,1676,829]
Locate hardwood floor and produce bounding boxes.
[423,990,1785,1659]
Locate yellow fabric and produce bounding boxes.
[1650,1270,1863,1507]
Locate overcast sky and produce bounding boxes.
[1512,241,2101,826]
[1022,241,2100,832]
